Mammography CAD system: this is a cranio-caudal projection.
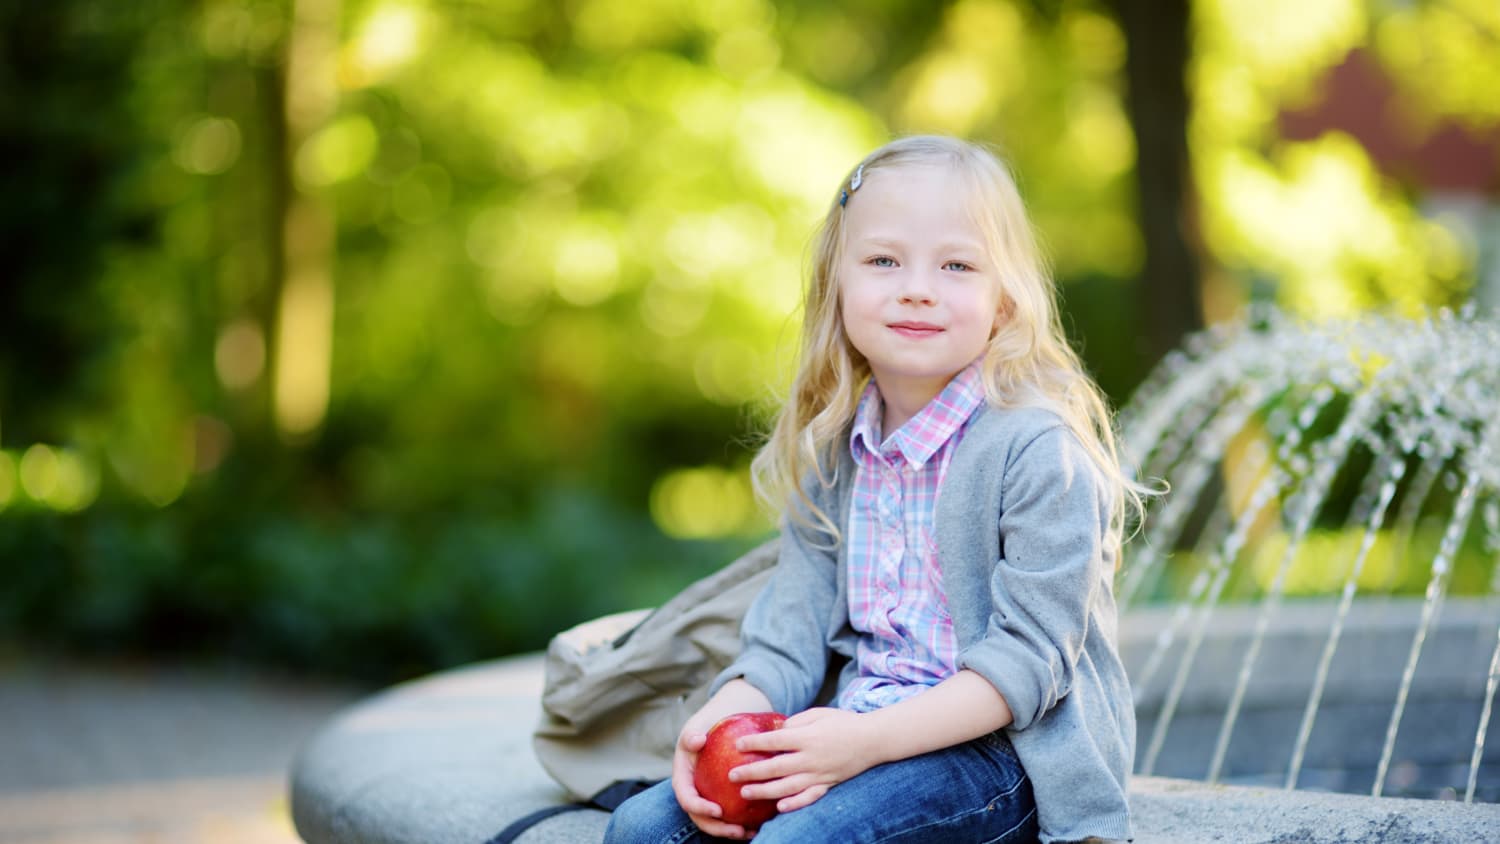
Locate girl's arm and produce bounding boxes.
[707,508,841,716]
[856,668,1013,759]
[729,669,1012,812]
[953,425,1112,731]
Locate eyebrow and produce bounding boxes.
[855,235,986,254]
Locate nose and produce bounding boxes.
[897,269,937,306]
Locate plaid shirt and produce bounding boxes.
[836,364,986,712]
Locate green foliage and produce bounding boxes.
[2,0,1492,682]
[0,2,166,438]
[1,490,759,684]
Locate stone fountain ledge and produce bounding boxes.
[289,648,1500,844]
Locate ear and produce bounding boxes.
[991,294,1016,336]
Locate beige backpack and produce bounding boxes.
[531,538,779,800]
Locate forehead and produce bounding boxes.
[843,163,985,242]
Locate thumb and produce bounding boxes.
[680,731,708,752]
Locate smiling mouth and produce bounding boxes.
[888,322,944,338]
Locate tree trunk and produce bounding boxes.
[1108,0,1203,368]
[273,0,340,440]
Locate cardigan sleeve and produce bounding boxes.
[708,481,842,715]
[956,425,1114,731]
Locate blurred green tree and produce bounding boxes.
[1,0,1492,682]
[0,4,160,443]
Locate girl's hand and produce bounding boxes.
[670,723,755,840]
[669,679,774,840]
[728,707,884,812]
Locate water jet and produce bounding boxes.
[1117,308,1500,804]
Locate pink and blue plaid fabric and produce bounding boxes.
[836,363,986,713]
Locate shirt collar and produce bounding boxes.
[849,363,987,469]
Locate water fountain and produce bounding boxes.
[1115,307,1500,804]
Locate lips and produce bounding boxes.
[888,321,944,338]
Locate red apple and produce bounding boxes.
[693,711,787,828]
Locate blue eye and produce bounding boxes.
[870,256,896,268]
[944,261,973,272]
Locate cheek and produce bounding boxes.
[840,283,876,321]
[837,291,857,329]
[836,291,864,340]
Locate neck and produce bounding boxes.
[874,374,949,438]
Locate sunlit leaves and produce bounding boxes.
[106,370,197,508]
[0,452,15,511]
[897,0,1027,134]
[1196,0,1366,95]
[10,0,1500,680]
[1375,0,1500,126]
[14,446,100,512]
[650,463,765,539]
[312,1,886,514]
[198,0,285,63]
[388,161,452,222]
[734,79,883,214]
[1192,0,1487,318]
[344,1,427,85]
[215,318,268,390]
[551,215,624,306]
[296,113,379,186]
[173,116,243,175]
[1201,135,1460,317]
[571,0,778,53]
[14,0,1495,530]
[780,6,882,88]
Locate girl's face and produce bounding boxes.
[838,163,1004,415]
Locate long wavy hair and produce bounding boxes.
[751,135,1154,548]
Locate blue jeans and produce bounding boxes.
[603,732,1038,844]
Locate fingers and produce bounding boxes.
[688,813,755,840]
[673,787,724,821]
[678,731,707,752]
[728,754,791,784]
[675,774,747,838]
[736,729,797,754]
[671,764,722,821]
[672,742,721,822]
[734,707,834,753]
[739,771,821,803]
[776,784,830,813]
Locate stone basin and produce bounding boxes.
[289,596,1500,843]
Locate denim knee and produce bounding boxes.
[602,792,659,844]
[603,779,698,844]
[749,735,1036,844]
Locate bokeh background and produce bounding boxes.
[3,0,1499,688]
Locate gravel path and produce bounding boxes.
[0,655,361,844]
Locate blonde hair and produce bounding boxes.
[752,134,1154,546]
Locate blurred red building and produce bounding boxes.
[1277,47,1500,310]
[1279,48,1500,197]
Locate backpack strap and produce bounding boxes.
[587,778,662,810]
[483,779,661,844]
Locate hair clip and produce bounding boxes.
[839,163,865,207]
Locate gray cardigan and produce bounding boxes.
[711,404,1135,843]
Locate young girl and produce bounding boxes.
[605,135,1147,843]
